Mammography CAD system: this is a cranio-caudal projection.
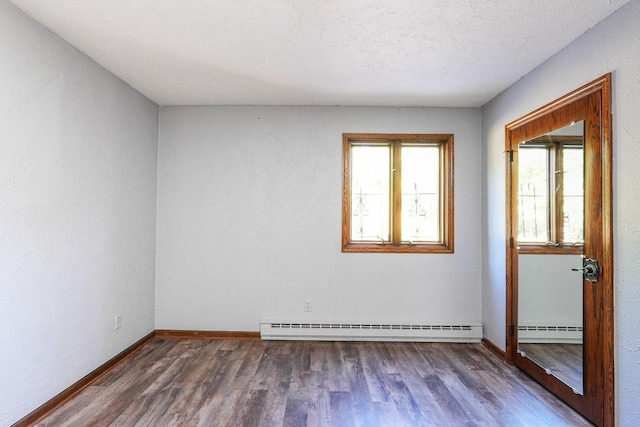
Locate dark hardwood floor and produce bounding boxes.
[35,339,592,426]
[518,343,583,392]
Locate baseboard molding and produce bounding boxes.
[155,329,261,340]
[12,331,155,427]
[481,337,506,359]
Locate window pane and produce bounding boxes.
[351,145,390,241]
[401,146,440,242]
[563,147,584,244]
[518,148,548,242]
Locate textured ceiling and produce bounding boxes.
[8,0,630,107]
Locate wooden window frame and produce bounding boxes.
[342,133,454,253]
[518,136,583,255]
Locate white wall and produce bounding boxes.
[481,0,640,424]
[518,255,583,327]
[156,106,482,331]
[0,1,159,425]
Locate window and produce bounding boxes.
[342,133,453,253]
[517,135,583,254]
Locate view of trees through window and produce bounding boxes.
[350,145,440,242]
[343,133,453,253]
[518,138,584,247]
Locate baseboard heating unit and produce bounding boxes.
[260,321,483,342]
[518,325,583,344]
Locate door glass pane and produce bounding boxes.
[518,148,549,242]
[562,147,584,244]
[401,145,439,242]
[351,145,390,241]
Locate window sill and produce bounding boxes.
[342,243,454,254]
[517,245,583,255]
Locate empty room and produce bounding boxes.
[1,0,639,426]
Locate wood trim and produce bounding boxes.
[504,73,613,427]
[517,245,583,255]
[600,74,615,427]
[341,243,454,253]
[525,135,584,145]
[341,133,455,142]
[505,76,609,130]
[342,133,353,251]
[341,133,454,253]
[442,134,455,253]
[481,337,506,359]
[392,140,402,246]
[11,331,155,427]
[154,330,261,340]
[554,142,564,245]
[504,141,517,364]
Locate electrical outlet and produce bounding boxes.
[304,300,312,312]
[115,314,122,330]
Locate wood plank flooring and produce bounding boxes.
[518,343,583,392]
[35,339,593,426]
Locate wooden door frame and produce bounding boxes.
[504,74,613,426]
